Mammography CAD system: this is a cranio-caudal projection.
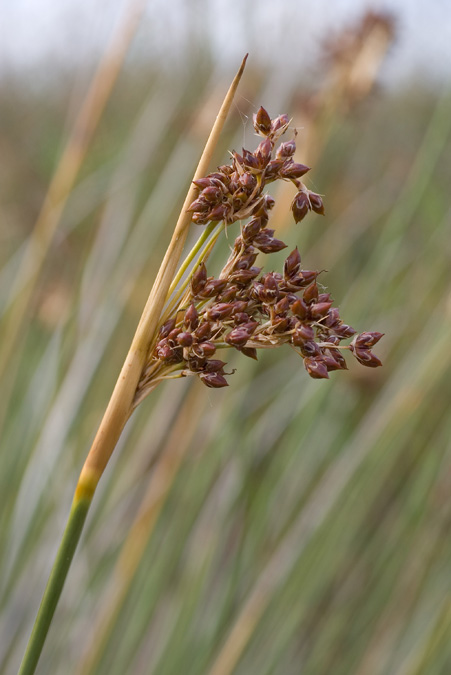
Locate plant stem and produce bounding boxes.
[18,54,248,675]
[18,496,91,675]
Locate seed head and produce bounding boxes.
[142,105,383,396]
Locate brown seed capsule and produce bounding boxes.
[324,308,340,328]
[206,303,235,320]
[334,324,356,338]
[188,355,207,372]
[280,161,310,179]
[159,317,177,339]
[276,140,296,159]
[194,342,216,358]
[353,332,384,348]
[256,238,287,254]
[184,303,199,330]
[176,332,193,347]
[191,262,207,296]
[167,328,181,343]
[156,341,181,363]
[300,341,321,357]
[291,298,309,320]
[239,173,257,190]
[199,279,228,298]
[225,322,258,348]
[291,191,310,223]
[260,274,279,303]
[265,159,285,179]
[253,106,272,136]
[235,251,258,270]
[299,270,319,286]
[200,372,229,388]
[232,301,248,314]
[234,312,250,325]
[203,359,227,373]
[303,281,319,304]
[324,348,347,371]
[242,217,263,242]
[229,268,261,285]
[351,347,383,368]
[284,248,301,278]
[194,322,213,341]
[292,323,315,344]
[322,355,343,372]
[304,356,329,379]
[187,197,209,213]
[255,138,272,167]
[242,149,260,170]
[310,301,333,318]
[208,203,231,222]
[191,213,209,225]
[274,296,290,315]
[219,285,240,302]
[193,177,214,190]
[263,195,276,210]
[309,192,325,215]
[201,186,222,203]
[271,114,290,135]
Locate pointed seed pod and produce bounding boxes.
[255,138,272,167]
[303,280,319,304]
[159,317,177,339]
[253,106,272,135]
[206,303,235,320]
[284,248,301,278]
[292,323,314,344]
[176,332,193,347]
[195,341,216,358]
[351,347,383,368]
[309,192,325,215]
[291,191,310,223]
[353,332,385,348]
[310,301,333,318]
[191,262,207,296]
[203,359,227,373]
[194,322,213,341]
[291,298,308,320]
[200,372,229,388]
[280,162,311,179]
[184,303,199,330]
[304,356,329,379]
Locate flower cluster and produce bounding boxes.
[188,106,324,228]
[147,107,383,391]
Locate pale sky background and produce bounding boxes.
[0,0,450,87]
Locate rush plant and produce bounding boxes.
[18,56,382,675]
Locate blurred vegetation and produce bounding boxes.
[1,9,451,675]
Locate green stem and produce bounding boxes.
[18,496,92,675]
[167,221,218,297]
[161,222,225,322]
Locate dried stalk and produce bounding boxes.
[18,55,248,675]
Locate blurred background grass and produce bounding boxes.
[1,1,451,674]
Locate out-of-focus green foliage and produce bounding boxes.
[1,46,451,675]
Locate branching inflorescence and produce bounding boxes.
[135,106,382,403]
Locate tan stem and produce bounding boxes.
[77,54,248,498]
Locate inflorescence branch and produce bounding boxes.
[135,106,382,402]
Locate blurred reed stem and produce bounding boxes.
[18,55,248,675]
[0,0,147,443]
